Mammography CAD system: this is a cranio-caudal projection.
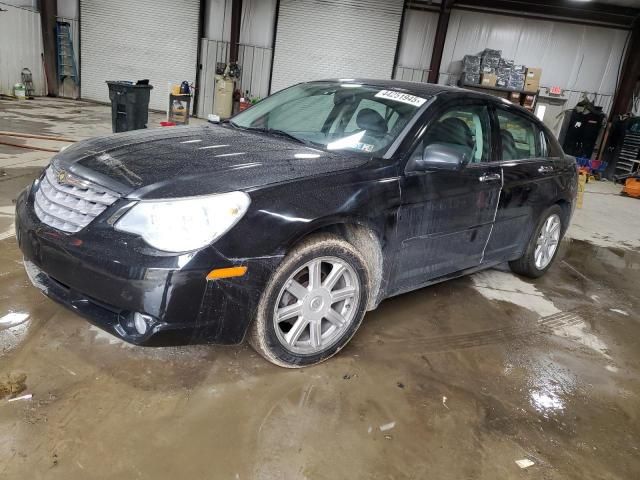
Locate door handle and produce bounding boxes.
[538,165,554,173]
[478,173,501,182]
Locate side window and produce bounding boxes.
[539,129,549,157]
[497,109,538,160]
[410,104,491,165]
[538,128,562,158]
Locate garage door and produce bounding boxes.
[270,0,404,93]
[80,0,199,111]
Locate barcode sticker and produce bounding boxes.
[375,90,427,107]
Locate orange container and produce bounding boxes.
[622,178,640,198]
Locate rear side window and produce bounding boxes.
[539,129,550,157]
[538,128,562,158]
[497,109,538,160]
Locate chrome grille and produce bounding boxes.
[34,166,120,233]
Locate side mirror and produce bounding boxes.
[407,143,471,172]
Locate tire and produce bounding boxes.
[509,204,564,278]
[248,234,369,368]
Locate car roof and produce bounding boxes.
[313,78,459,98]
[313,78,532,109]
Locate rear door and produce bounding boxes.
[392,100,502,292]
[482,106,559,263]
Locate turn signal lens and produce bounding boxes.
[206,266,247,280]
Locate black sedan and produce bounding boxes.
[15,80,577,367]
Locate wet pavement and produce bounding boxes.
[1,98,639,479]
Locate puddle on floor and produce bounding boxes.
[0,205,638,478]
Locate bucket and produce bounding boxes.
[14,83,26,99]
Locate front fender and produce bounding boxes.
[213,165,401,260]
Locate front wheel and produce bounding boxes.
[509,205,563,278]
[248,234,369,368]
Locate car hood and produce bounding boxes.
[52,125,369,198]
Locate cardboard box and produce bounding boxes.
[524,80,539,92]
[526,67,542,81]
[523,94,536,108]
[524,67,542,92]
[509,92,521,102]
[480,74,497,87]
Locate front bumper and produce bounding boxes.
[15,186,282,345]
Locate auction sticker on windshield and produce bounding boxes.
[375,90,427,107]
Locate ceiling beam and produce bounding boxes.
[451,0,639,28]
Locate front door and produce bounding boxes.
[483,106,560,263]
[392,102,501,292]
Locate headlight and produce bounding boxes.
[114,191,251,252]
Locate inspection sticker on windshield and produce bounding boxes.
[375,90,427,107]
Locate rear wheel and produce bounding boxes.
[509,205,563,278]
[249,234,369,368]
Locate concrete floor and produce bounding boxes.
[1,98,639,479]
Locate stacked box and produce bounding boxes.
[480,48,501,69]
[524,67,542,92]
[508,72,525,90]
[480,64,496,75]
[480,74,497,87]
[461,72,480,85]
[462,55,481,75]
[496,59,514,88]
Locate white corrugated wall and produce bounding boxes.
[80,0,200,111]
[438,9,628,114]
[198,0,276,116]
[204,0,276,45]
[0,4,45,96]
[270,0,405,93]
[394,8,440,82]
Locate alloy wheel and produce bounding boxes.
[534,213,561,270]
[273,256,361,355]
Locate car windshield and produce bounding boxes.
[230,82,429,154]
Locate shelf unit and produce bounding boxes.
[615,130,640,176]
[460,83,539,111]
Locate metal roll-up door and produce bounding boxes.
[270,0,404,93]
[80,0,199,111]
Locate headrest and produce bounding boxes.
[356,108,388,135]
[428,117,473,148]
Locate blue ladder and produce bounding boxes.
[56,21,78,84]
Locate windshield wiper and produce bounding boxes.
[243,127,313,146]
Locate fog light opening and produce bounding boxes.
[133,312,154,335]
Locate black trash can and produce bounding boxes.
[106,81,153,133]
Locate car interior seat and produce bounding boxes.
[500,129,517,160]
[356,108,388,136]
[428,117,474,147]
